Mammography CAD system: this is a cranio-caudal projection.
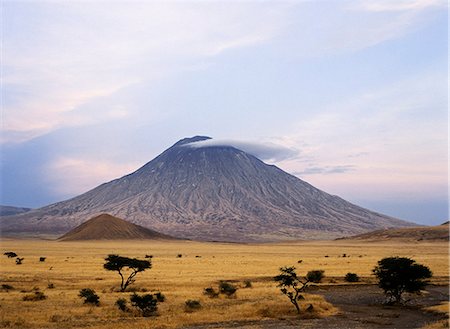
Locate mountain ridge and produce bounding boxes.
[0,136,414,242]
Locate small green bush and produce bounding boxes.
[185,299,202,312]
[306,270,325,283]
[345,273,360,282]
[78,288,100,306]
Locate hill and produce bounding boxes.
[58,213,174,241]
[0,136,413,242]
[0,205,32,217]
[339,222,449,242]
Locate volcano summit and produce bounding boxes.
[0,136,412,241]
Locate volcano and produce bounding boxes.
[0,136,412,242]
[58,213,174,241]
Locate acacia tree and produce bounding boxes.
[104,254,151,291]
[373,257,432,304]
[274,266,310,314]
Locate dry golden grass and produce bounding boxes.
[422,302,450,329]
[0,239,448,328]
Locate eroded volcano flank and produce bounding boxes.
[0,136,412,242]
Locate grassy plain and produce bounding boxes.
[0,239,448,328]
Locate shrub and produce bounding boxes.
[39,257,46,262]
[177,254,183,258]
[47,283,55,289]
[23,291,47,301]
[243,280,252,288]
[185,299,202,312]
[219,281,237,297]
[115,298,128,311]
[4,252,17,258]
[1,284,14,291]
[130,293,161,317]
[144,255,153,259]
[203,287,219,298]
[306,270,325,283]
[274,266,309,314]
[154,292,165,302]
[78,288,100,306]
[345,273,360,282]
[373,257,432,304]
[15,257,24,265]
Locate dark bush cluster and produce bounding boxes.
[306,270,325,283]
[203,287,219,298]
[130,292,164,317]
[115,298,128,311]
[4,252,17,258]
[345,273,360,282]
[78,288,100,306]
[185,299,202,312]
[1,284,14,291]
[23,291,47,301]
[219,281,237,297]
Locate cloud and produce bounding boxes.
[294,165,355,176]
[185,139,299,162]
[359,0,445,12]
[278,68,447,200]
[2,2,288,144]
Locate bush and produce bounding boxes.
[219,281,237,297]
[39,257,46,262]
[15,257,24,265]
[78,288,100,306]
[1,284,14,291]
[243,280,252,288]
[130,293,161,317]
[203,287,219,298]
[177,254,183,258]
[373,257,432,304]
[345,273,360,282]
[115,298,128,311]
[4,252,17,258]
[306,270,325,283]
[185,299,202,312]
[23,291,47,301]
[47,283,55,289]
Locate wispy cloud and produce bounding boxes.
[185,139,299,162]
[2,2,288,143]
[294,165,355,176]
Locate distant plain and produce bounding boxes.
[0,238,448,328]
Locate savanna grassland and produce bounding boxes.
[0,239,448,329]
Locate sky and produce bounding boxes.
[1,0,448,225]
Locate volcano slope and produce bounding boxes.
[58,213,175,241]
[0,136,412,242]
